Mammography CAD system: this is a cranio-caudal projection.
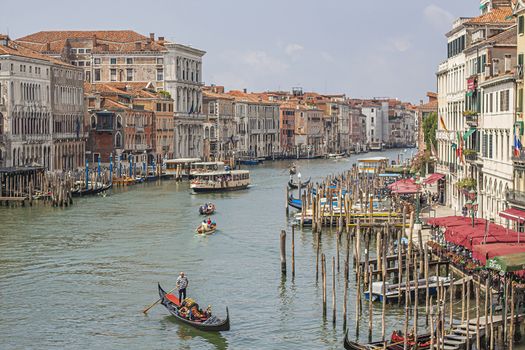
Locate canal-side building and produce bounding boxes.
[416,92,438,152]
[84,83,155,166]
[279,102,297,157]
[163,43,206,159]
[202,85,236,161]
[348,105,367,153]
[436,5,514,213]
[295,104,324,158]
[15,30,167,88]
[228,90,280,159]
[0,35,85,171]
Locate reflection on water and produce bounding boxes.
[160,316,229,350]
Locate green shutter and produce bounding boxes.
[520,16,525,35]
[519,54,524,67]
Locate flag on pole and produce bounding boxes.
[439,116,449,132]
[514,133,522,157]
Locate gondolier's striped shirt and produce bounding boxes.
[177,276,188,290]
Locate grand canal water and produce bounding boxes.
[0,148,462,350]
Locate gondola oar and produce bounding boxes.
[143,285,178,314]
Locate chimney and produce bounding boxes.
[505,54,511,73]
[243,88,247,93]
[46,42,51,51]
[135,42,141,51]
[92,34,97,47]
[158,36,165,46]
[149,33,155,42]
[492,58,500,76]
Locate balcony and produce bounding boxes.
[506,190,525,207]
[464,150,478,162]
[464,112,479,127]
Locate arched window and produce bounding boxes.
[115,132,122,148]
[91,114,97,129]
[116,114,122,129]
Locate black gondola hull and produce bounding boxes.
[158,283,230,332]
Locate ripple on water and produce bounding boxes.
[0,150,442,350]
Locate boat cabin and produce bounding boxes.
[357,157,388,175]
[190,170,250,193]
[165,158,201,177]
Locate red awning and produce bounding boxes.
[388,178,420,194]
[472,243,525,264]
[423,173,445,185]
[499,208,525,223]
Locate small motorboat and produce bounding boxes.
[158,283,230,331]
[288,177,311,189]
[196,222,217,235]
[199,203,216,215]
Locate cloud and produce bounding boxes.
[285,43,304,56]
[424,4,454,32]
[240,50,288,73]
[321,51,334,63]
[390,37,411,52]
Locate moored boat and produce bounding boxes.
[199,203,216,215]
[288,177,311,189]
[158,283,230,331]
[190,170,250,193]
[364,276,451,303]
[344,330,431,350]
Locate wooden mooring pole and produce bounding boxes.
[280,230,286,276]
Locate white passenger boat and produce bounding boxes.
[190,170,250,193]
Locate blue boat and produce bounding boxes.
[238,158,260,166]
[288,195,302,210]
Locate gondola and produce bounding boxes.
[287,177,311,189]
[199,203,216,215]
[196,223,217,235]
[158,283,230,332]
[71,183,112,197]
[344,330,431,350]
[287,194,302,210]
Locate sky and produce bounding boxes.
[1,0,480,103]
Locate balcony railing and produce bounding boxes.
[512,152,525,163]
[465,114,478,127]
[464,151,478,162]
[506,190,525,207]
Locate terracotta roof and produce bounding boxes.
[488,25,517,45]
[0,36,73,67]
[16,30,167,54]
[203,90,234,100]
[467,7,514,24]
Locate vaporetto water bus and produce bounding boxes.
[190,170,250,193]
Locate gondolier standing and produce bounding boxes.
[176,272,188,302]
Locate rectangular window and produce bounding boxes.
[489,92,493,113]
[78,48,85,54]
[156,103,162,112]
[500,90,510,112]
[126,68,133,81]
[94,69,101,81]
[94,58,101,65]
[78,61,85,67]
[71,48,77,54]
[482,133,488,158]
[126,57,133,64]
[85,48,91,53]
[156,57,163,65]
[520,16,524,35]
[85,61,91,67]
[110,58,117,65]
[156,69,164,81]
[110,68,117,81]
